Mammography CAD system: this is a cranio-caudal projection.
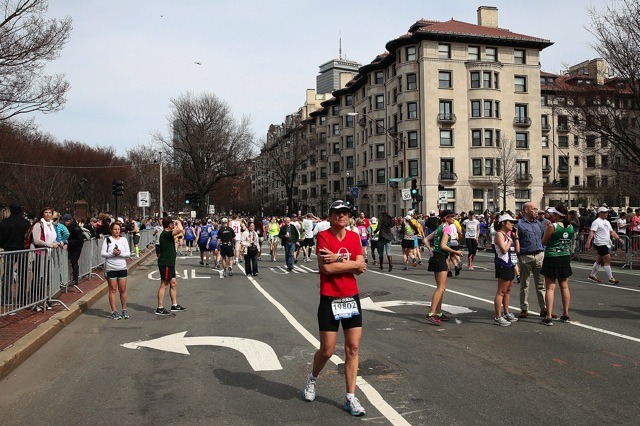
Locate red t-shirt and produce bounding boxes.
[316,229,362,297]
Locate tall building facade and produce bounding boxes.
[316,59,361,95]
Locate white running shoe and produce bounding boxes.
[494,316,511,326]
[343,396,366,416]
[302,375,316,401]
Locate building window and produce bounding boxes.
[310,171,316,181]
[494,72,500,89]
[472,129,482,147]
[345,135,354,148]
[468,45,480,60]
[407,102,418,119]
[346,156,354,169]
[586,155,596,167]
[484,129,494,146]
[515,189,530,199]
[440,129,453,147]
[515,103,528,119]
[320,133,327,143]
[320,167,327,178]
[541,114,549,128]
[473,189,484,199]
[486,47,497,62]
[559,135,569,148]
[320,149,327,160]
[439,71,452,88]
[376,144,385,159]
[471,100,481,117]
[574,156,580,166]
[574,135,580,146]
[333,142,340,154]
[376,168,385,183]
[407,131,418,148]
[374,71,384,85]
[516,132,529,149]
[516,160,529,176]
[472,159,482,176]
[438,43,451,59]
[574,176,580,186]
[470,71,481,88]
[542,156,550,168]
[514,49,526,64]
[484,100,493,117]
[375,95,384,109]
[542,136,549,148]
[514,75,527,92]
[333,180,341,192]
[319,116,326,125]
[495,101,500,118]
[408,159,418,177]
[441,158,454,176]
[332,161,340,173]
[485,158,495,176]
[586,135,596,148]
[345,114,354,128]
[375,119,385,134]
[483,71,492,88]
[332,124,340,135]
[344,95,353,106]
[332,106,339,115]
[407,73,417,90]
[439,100,452,115]
[406,46,416,61]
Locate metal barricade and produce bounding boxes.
[572,232,633,269]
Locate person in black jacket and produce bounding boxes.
[0,202,31,306]
[62,214,84,287]
[279,216,300,271]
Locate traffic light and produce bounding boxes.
[192,193,200,207]
[410,179,423,202]
[112,180,124,196]
[185,193,191,204]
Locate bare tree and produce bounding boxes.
[0,0,72,120]
[493,136,519,211]
[154,92,254,216]
[254,115,313,215]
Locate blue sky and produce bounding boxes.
[32,0,600,154]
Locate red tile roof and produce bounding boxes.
[411,18,551,44]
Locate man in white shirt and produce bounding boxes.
[462,211,480,270]
[229,215,242,263]
[301,213,318,262]
[586,206,624,284]
[313,214,330,237]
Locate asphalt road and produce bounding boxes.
[0,246,639,425]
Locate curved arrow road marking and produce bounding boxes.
[121,332,283,371]
[360,297,476,315]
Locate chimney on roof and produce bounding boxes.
[477,6,498,28]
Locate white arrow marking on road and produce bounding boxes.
[360,297,476,315]
[270,267,289,274]
[121,332,283,371]
[182,269,188,279]
[190,269,210,279]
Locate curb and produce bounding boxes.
[0,251,152,381]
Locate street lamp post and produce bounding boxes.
[154,152,164,216]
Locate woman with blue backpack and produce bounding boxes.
[184,221,196,256]
[196,219,213,266]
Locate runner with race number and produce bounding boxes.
[302,200,368,417]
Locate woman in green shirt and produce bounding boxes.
[540,204,574,326]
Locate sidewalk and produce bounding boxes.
[0,251,153,380]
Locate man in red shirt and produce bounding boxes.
[359,211,370,229]
[302,200,367,416]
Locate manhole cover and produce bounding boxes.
[359,290,391,298]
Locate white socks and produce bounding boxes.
[604,265,613,280]
[591,262,600,276]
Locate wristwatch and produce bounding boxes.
[336,256,344,263]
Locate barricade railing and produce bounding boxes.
[572,232,633,269]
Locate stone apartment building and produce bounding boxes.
[254,7,634,216]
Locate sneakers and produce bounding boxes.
[503,312,518,322]
[516,275,521,284]
[454,264,461,276]
[425,313,442,326]
[302,374,316,401]
[388,265,393,272]
[468,265,474,270]
[541,317,553,326]
[494,316,511,326]
[343,396,366,416]
[588,275,601,283]
[560,315,571,322]
[155,307,171,316]
[122,310,129,319]
[227,266,233,277]
[437,313,450,322]
[171,304,186,312]
[111,311,122,320]
[403,265,409,270]
[412,258,417,267]
[447,270,453,277]
[608,277,620,284]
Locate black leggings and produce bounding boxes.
[466,238,478,257]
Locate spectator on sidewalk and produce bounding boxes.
[0,202,31,307]
[101,222,131,320]
[155,217,186,315]
[586,206,625,285]
[62,214,84,288]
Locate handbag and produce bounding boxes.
[247,231,259,256]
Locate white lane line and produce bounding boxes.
[369,270,640,344]
[240,266,410,425]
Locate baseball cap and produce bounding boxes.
[221,217,228,223]
[404,215,412,220]
[498,214,518,223]
[597,206,609,213]
[370,217,378,224]
[328,200,349,214]
[429,210,436,216]
[547,207,565,217]
[440,210,455,219]
[61,214,73,222]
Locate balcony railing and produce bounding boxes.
[558,165,569,173]
[439,172,458,182]
[437,113,457,124]
[541,123,551,132]
[516,173,533,182]
[356,179,369,187]
[557,123,570,132]
[513,116,532,127]
[542,164,552,174]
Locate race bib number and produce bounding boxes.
[510,252,518,264]
[331,297,360,320]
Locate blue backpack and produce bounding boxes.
[198,225,211,243]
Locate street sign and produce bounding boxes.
[137,191,150,207]
[190,210,196,218]
[209,204,215,214]
[351,186,359,199]
[388,177,413,182]
[401,188,412,201]
[438,190,448,205]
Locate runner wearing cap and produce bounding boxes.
[493,214,520,326]
[585,206,624,284]
[424,210,463,325]
[303,200,367,416]
[217,218,236,277]
[540,204,574,326]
